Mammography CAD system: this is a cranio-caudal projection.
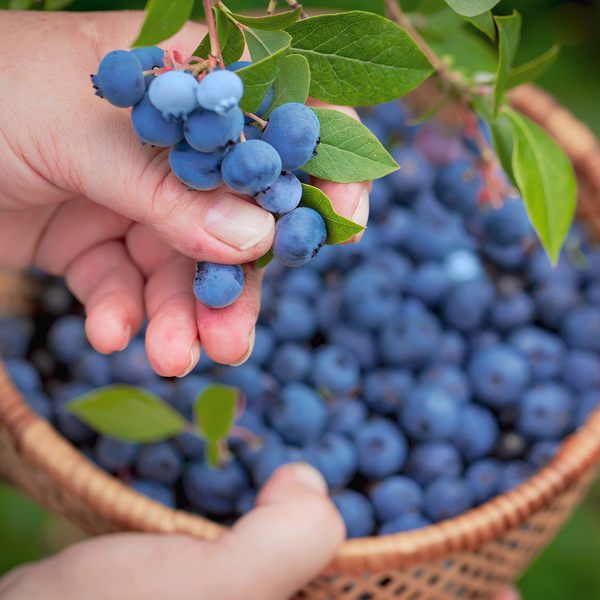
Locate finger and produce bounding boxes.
[65,240,144,354]
[196,263,263,366]
[493,587,522,600]
[305,100,371,243]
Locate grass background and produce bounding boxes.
[2,1,600,597]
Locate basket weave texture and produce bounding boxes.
[2,83,600,600]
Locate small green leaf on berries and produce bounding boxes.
[264,54,310,118]
[237,28,291,113]
[494,10,522,117]
[287,12,433,106]
[132,0,194,47]
[254,249,274,270]
[506,44,560,89]
[502,106,576,265]
[224,6,301,31]
[461,10,496,41]
[195,7,245,65]
[299,184,365,245]
[66,385,186,443]
[444,0,500,18]
[301,107,398,184]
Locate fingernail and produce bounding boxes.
[350,187,370,243]
[204,195,274,251]
[283,463,328,495]
[116,325,131,352]
[176,339,201,378]
[229,327,255,367]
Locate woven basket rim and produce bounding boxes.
[3,83,600,575]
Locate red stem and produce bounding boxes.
[203,0,223,66]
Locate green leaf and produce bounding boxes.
[66,385,186,443]
[494,10,522,117]
[411,7,463,42]
[301,107,399,184]
[224,6,301,31]
[194,8,245,65]
[462,10,495,41]
[132,0,194,48]
[44,0,75,8]
[490,115,516,186]
[254,249,274,270]
[194,384,238,445]
[10,0,32,9]
[237,28,291,113]
[506,44,560,89]
[425,29,497,77]
[443,0,500,17]
[216,5,230,48]
[502,106,576,264]
[264,54,310,118]
[287,11,433,106]
[299,184,365,245]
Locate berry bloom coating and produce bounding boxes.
[221,140,282,195]
[92,50,145,108]
[131,92,184,147]
[184,107,244,152]
[255,172,303,214]
[197,70,244,116]
[129,46,165,70]
[261,103,320,171]
[148,70,199,121]
[169,140,225,191]
[193,262,244,309]
[272,207,328,267]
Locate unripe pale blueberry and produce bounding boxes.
[197,70,244,116]
[148,70,199,121]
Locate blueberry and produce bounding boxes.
[491,287,536,331]
[379,206,414,247]
[388,147,434,202]
[255,172,303,214]
[312,344,360,395]
[379,512,432,535]
[129,46,165,70]
[405,441,463,487]
[508,326,565,382]
[25,392,53,421]
[527,440,560,470]
[482,241,527,270]
[331,490,375,538]
[193,262,244,309]
[112,338,155,385]
[267,382,327,445]
[268,295,318,342]
[363,368,414,415]
[47,314,88,365]
[222,139,282,194]
[131,479,176,508]
[574,388,600,428]
[452,403,499,462]
[354,418,408,479]
[369,475,423,522]
[243,123,263,140]
[441,279,496,333]
[184,459,249,514]
[172,432,205,460]
[423,476,473,522]
[408,261,452,307]
[280,267,323,300]
[364,250,413,289]
[526,247,581,287]
[562,349,600,391]
[171,375,213,420]
[305,432,358,488]
[0,316,34,358]
[434,330,467,366]
[169,140,225,191]
[72,348,114,388]
[92,50,145,108]
[329,325,378,371]
[249,324,276,366]
[534,280,580,329]
[96,437,140,472]
[326,396,368,437]
[184,107,244,152]
[468,344,531,408]
[53,382,96,443]
[4,358,42,395]
[315,289,343,333]
[400,383,460,441]
[197,69,244,115]
[273,207,328,267]
[465,458,501,503]
[561,305,600,352]
[517,383,573,441]
[148,70,199,120]
[420,363,471,405]
[481,198,532,245]
[368,178,393,218]
[131,91,184,146]
[414,123,462,166]
[497,461,534,494]
[253,444,304,487]
[270,342,312,383]
[434,158,480,215]
[261,103,320,171]
[136,442,182,485]
[222,363,278,411]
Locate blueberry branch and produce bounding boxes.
[267,0,279,15]
[284,0,309,19]
[203,0,224,66]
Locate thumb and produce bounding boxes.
[211,462,346,600]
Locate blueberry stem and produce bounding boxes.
[243,111,267,128]
[203,0,224,66]
[267,0,278,15]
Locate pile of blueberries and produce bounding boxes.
[92,47,324,309]
[4,98,600,539]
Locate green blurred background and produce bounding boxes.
[2,1,600,598]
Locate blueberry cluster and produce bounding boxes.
[6,100,600,538]
[92,50,325,309]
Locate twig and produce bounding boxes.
[203,0,223,66]
[243,111,267,128]
[284,0,309,19]
[267,0,279,15]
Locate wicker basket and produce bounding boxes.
[3,83,600,600]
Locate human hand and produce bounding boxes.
[0,10,370,373]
